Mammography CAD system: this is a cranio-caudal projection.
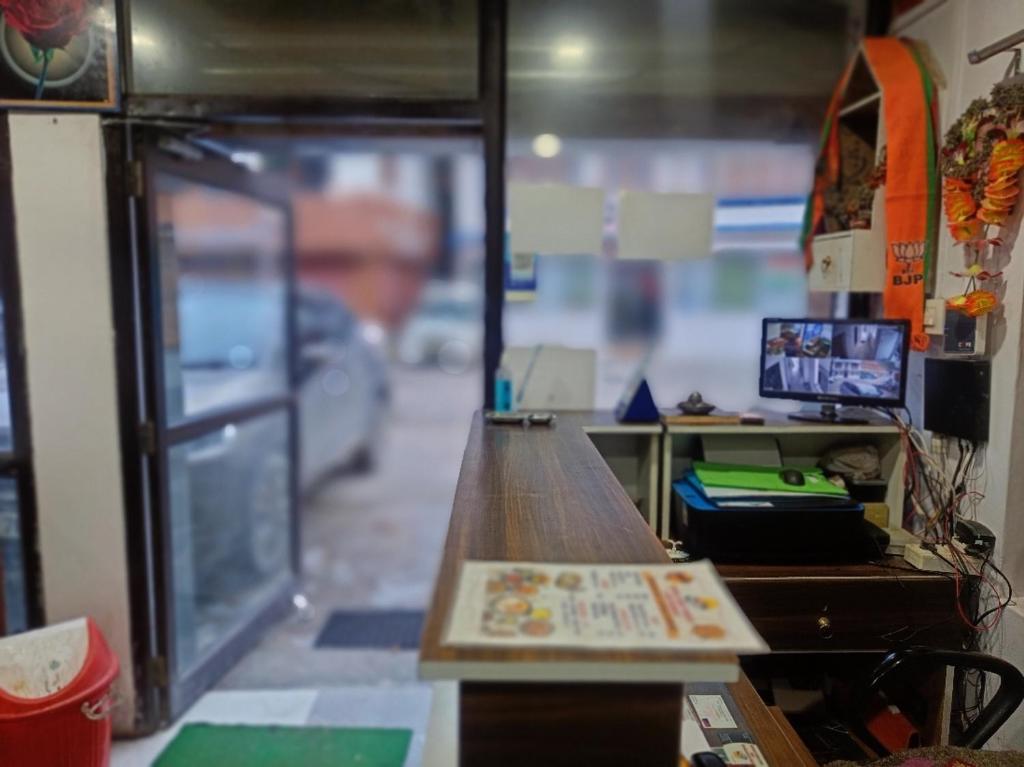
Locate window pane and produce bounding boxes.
[155,174,288,423]
[0,476,27,634]
[0,299,11,452]
[168,410,291,674]
[130,0,478,99]
[508,0,860,141]
[505,0,861,411]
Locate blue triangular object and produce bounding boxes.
[615,377,659,423]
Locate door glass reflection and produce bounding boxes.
[130,0,478,99]
[0,298,12,453]
[168,410,291,674]
[0,477,26,634]
[154,175,288,424]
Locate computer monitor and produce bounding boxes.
[759,318,910,423]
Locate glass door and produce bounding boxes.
[0,117,40,637]
[134,134,298,718]
[0,244,37,638]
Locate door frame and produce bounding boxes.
[110,124,302,723]
[106,0,508,732]
[114,0,507,410]
[0,114,44,635]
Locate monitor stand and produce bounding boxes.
[787,404,870,425]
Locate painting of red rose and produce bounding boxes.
[0,0,115,107]
[0,0,89,50]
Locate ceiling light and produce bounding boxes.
[532,133,562,159]
[553,38,590,65]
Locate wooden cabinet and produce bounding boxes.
[810,51,888,294]
[810,227,888,293]
[721,563,966,653]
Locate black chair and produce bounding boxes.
[855,647,1024,754]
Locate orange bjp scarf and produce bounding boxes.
[802,37,938,351]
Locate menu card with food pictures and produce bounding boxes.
[444,560,767,653]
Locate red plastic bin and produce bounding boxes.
[0,618,120,767]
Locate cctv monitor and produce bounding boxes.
[760,318,910,423]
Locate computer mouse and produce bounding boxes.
[780,468,805,486]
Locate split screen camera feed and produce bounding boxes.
[762,321,905,402]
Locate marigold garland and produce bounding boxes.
[940,82,1024,315]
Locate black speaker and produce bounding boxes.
[923,357,990,442]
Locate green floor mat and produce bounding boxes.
[154,724,412,767]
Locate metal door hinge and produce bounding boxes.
[138,421,157,455]
[127,160,144,198]
[148,655,168,688]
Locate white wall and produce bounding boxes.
[894,0,1024,749]
[8,113,136,734]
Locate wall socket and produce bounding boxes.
[924,298,945,334]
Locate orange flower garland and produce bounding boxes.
[943,177,982,242]
[942,136,1024,239]
[940,83,1024,316]
[946,290,998,318]
[979,137,1024,226]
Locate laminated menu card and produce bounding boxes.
[444,560,767,653]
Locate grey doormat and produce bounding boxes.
[314,610,424,650]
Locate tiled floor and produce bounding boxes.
[112,689,320,766]
[112,366,477,766]
[219,367,475,689]
[112,686,434,766]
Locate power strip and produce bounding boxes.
[904,542,983,574]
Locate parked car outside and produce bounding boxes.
[397,281,483,374]
[176,280,388,590]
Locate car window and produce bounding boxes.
[298,293,356,345]
[179,281,284,369]
[423,299,477,321]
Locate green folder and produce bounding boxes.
[693,461,849,497]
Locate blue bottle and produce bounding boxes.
[494,365,514,412]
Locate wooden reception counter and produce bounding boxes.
[418,413,738,767]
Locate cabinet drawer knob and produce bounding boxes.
[817,615,834,640]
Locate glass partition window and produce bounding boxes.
[0,477,25,634]
[504,143,813,410]
[154,175,288,424]
[0,300,10,454]
[507,0,862,143]
[1,289,29,634]
[506,0,863,411]
[130,0,478,99]
[168,410,291,673]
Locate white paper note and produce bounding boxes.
[681,697,713,758]
[501,345,596,410]
[617,190,714,260]
[509,183,605,256]
[723,742,769,767]
[689,694,738,729]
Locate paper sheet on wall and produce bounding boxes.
[501,345,596,410]
[444,560,767,653]
[617,190,714,260]
[505,251,537,302]
[508,183,605,256]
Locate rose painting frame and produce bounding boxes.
[0,0,117,109]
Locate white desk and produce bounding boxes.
[661,419,905,538]
[582,412,662,532]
